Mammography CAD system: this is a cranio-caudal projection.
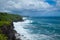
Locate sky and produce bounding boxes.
[0,0,60,17]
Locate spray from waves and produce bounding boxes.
[13,17,33,40]
[13,17,55,40]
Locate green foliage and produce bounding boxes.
[0,12,23,40]
[0,12,23,21]
[0,12,23,26]
[0,34,8,40]
[0,30,2,33]
[0,21,11,26]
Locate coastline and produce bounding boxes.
[0,12,23,40]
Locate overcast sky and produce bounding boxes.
[0,0,60,16]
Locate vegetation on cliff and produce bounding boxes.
[0,12,23,40]
[0,34,8,40]
[0,12,23,26]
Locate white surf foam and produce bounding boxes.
[13,17,54,40]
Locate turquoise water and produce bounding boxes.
[14,17,60,40]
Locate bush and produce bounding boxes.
[0,34,8,40]
[0,21,11,26]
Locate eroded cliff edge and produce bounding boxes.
[0,12,23,40]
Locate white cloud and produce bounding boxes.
[56,0,60,7]
[0,0,60,16]
[0,0,53,10]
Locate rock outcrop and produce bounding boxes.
[0,12,23,40]
[0,22,21,40]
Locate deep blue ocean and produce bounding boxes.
[14,17,60,40]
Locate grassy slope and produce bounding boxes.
[0,12,23,26]
[0,12,23,40]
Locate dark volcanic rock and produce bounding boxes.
[0,22,21,40]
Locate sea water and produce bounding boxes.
[13,17,60,40]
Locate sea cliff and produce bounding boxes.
[0,12,23,40]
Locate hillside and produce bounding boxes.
[0,12,23,40]
[0,12,23,26]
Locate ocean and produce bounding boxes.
[13,17,60,40]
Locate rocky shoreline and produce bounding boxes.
[0,12,24,40]
[0,22,21,40]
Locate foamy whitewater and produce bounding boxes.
[13,17,60,40]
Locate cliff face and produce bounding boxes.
[0,22,21,40]
[0,12,23,40]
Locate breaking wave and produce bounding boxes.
[13,17,60,40]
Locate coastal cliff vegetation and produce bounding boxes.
[0,12,23,40]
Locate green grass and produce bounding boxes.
[0,34,8,40]
[0,12,23,21]
[0,21,11,26]
[0,12,23,40]
[0,12,23,26]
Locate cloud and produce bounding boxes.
[56,0,60,9]
[0,0,52,10]
[0,0,60,16]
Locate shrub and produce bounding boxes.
[0,34,8,40]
